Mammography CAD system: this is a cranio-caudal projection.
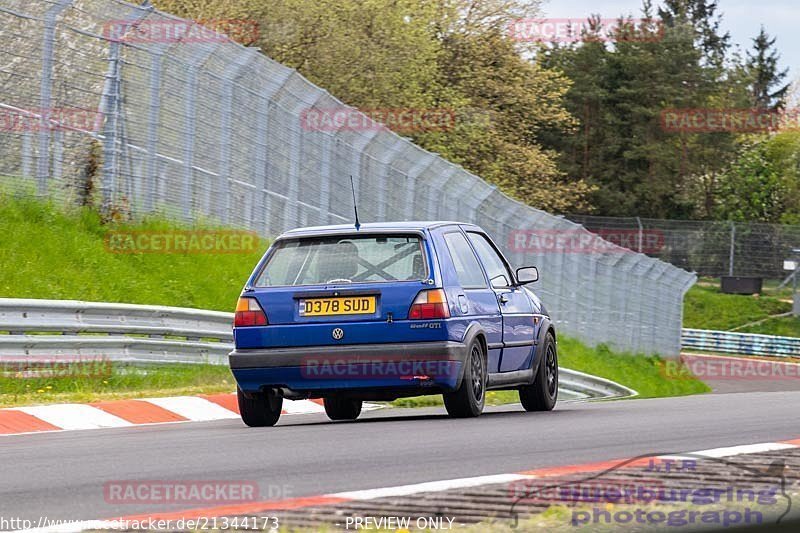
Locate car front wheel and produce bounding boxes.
[519,332,558,411]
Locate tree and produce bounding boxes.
[540,0,748,218]
[154,0,593,212]
[745,26,790,110]
[713,133,800,223]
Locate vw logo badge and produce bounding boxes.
[332,328,344,340]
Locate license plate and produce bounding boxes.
[299,296,376,317]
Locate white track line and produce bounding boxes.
[659,441,797,460]
[332,473,535,500]
[14,405,131,430]
[143,397,240,421]
[330,440,800,502]
[281,399,327,414]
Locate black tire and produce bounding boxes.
[443,338,487,418]
[323,397,362,421]
[520,332,558,412]
[237,387,283,427]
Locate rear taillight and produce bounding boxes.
[409,289,450,320]
[234,297,268,327]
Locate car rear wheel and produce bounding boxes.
[443,338,487,418]
[323,397,363,421]
[519,332,558,412]
[237,387,283,427]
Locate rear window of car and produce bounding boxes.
[255,234,428,286]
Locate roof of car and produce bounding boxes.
[280,221,477,237]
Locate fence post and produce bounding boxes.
[636,216,643,253]
[144,47,167,213]
[729,221,736,277]
[99,6,151,214]
[36,0,73,197]
[22,127,33,178]
[404,153,437,220]
[100,41,122,213]
[319,134,332,224]
[181,43,219,222]
[218,48,259,225]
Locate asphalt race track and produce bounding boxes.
[2,390,799,525]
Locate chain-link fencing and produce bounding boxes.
[0,0,696,356]
[568,215,800,279]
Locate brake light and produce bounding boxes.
[234,297,268,327]
[409,289,450,320]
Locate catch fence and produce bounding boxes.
[0,0,696,355]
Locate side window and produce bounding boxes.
[468,232,512,288]
[443,232,487,289]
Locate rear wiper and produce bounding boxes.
[326,278,352,284]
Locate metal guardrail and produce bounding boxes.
[0,298,232,365]
[558,368,638,401]
[0,299,637,400]
[682,328,800,358]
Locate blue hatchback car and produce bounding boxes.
[229,222,558,426]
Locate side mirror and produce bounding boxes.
[516,266,539,285]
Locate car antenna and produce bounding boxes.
[350,175,361,230]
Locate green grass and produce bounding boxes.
[0,194,709,406]
[684,278,800,336]
[0,362,235,407]
[0,193,266,311]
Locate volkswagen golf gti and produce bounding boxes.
[229,222,558,426]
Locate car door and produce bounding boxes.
[466,231,536,373]
[437,230,504,374]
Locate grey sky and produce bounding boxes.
[544,0,798,81]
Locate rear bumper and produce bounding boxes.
[229,341,467,395]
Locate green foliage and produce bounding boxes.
[154,0,594,213]
[683,282,792,331]
[540,1,750,218]
[745,26,790,110]
[0,193,266,310]
[556,338,710,398]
